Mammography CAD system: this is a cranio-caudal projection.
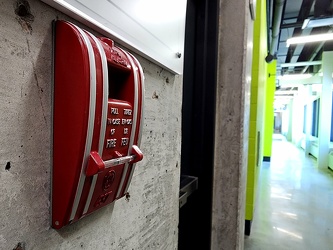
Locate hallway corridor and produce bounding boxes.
[244,134,333,250]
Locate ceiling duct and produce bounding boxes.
[266,0,286,63]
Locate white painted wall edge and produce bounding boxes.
[41,0,187,75]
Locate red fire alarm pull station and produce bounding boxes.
[52,20,144,229]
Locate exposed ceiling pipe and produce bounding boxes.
[266,0,272,56]
[265,0,286,63]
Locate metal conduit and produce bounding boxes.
[266,0,286,63]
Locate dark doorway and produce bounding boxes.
[178,0,219,249]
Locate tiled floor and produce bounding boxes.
[244,134,333,250]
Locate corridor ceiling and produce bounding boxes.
[268,0,333,107]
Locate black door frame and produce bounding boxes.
[178,0,219,249]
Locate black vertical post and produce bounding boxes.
[178,0,219,249]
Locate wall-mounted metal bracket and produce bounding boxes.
[179,175,198,208]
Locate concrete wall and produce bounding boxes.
[0,0,182,249]
[211,0,253,248]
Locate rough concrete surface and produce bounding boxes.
[211,0,253,249]
[0,0,182,249]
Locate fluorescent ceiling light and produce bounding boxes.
[275,90,298,95]
[302,17,333,29]
[280,61,321,68]
[302,19,310,29]
[277,74,312,80]
[286,33,333,47]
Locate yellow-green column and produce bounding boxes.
[245,0,267,235]
[263,61,276,161]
